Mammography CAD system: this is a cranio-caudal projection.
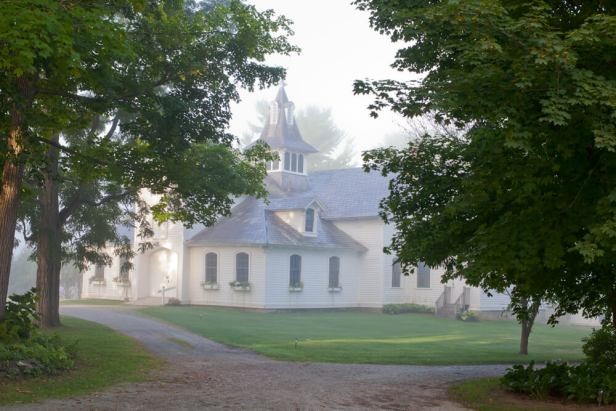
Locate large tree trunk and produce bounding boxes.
[36,135,62,327]
[519,298,541,355]
[0,108,26,320]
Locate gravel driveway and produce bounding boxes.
[7,306,507,410]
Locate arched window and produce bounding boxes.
[291,153,298,172]
[284,152,291,170]
[305,208,315,233]
[205,253,217,283]
[329,257,340,288]
[236,252,249,283]
[290,255,302,287]
[417,262,430,288]
[298,154,304,173]
[392,259,401,288]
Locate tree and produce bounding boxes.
[1,0,296,324]
[356,0,616,333]
[242,100,356,170]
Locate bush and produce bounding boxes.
[456,310,480,322]
[0,289,74,378]
[502,325,616,405]
[382,303,435,315]
[166,297,181,306]
[582,324,616,366]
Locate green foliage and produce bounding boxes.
[0,317,158,405]
[0,289,38,342]
[0,290,73,378]
[582,325,616,366]
[356,0,616,326]
[456,310,480,322]
[382,303,434,315]
[503,326,616,404]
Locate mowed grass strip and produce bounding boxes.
[141,306,590,365]
[0,316,159,405]
[450,377,606,411]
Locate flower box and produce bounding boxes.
[112,277,131,287]
[89,278,106,286]
[328,286,343,293]
[289,282,303,292]
[229,281,251,292]
[200,281,219,290]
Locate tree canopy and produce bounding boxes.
[356,0,616,325]
[0,0,297,322]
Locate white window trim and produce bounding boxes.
[234,251,251,283]
[204,251,219,284]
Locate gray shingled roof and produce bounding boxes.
[308,168,391,219]
[187,167,390,250]
[188,197,365,251]
[254,85,318,154]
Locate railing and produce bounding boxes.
[452,287,471,314]
[434,285,453,315]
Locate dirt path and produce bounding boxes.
[8,306,507,410]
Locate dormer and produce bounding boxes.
[273,199,323,237]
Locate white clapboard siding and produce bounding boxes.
[187,246,267,308]
[263,247,360,308]
[333,218,386,308]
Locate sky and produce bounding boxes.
[229,0,411,162]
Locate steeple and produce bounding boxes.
[258,83,316,192]
[259,83,318,154]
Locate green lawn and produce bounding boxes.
[141,306,591,365]
[61,298,125,306]
[0,316,159,405]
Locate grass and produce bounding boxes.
[0,316,159,405]
[141,306,591,365]
[450,377,606,411]
[61,298,125,306]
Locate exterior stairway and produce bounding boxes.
[435,286,471,319]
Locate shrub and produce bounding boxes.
[456,310,480,322]
[0,289,74,378]
[502,325,616,405]
[166,297,181,306]
[382,303,435,315]
[582,324,616,366]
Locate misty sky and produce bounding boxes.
[229,0,412,162]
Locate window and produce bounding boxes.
[329,257,340,288]
[284,152,290,170]
[270,102,279,124]
[94,264,105,280]
[305,208,315,233]
[118,256,129,281]
[266,161,272,171]
[417,262,431,288]
[290,255,301,287]
[298,154,304,173]
[272,159,280,170]
[205,253,217,283]
[236,252,249,283]
[392,259,401,288]
[291,153,297,172]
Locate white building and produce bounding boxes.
[81,86,595,325]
